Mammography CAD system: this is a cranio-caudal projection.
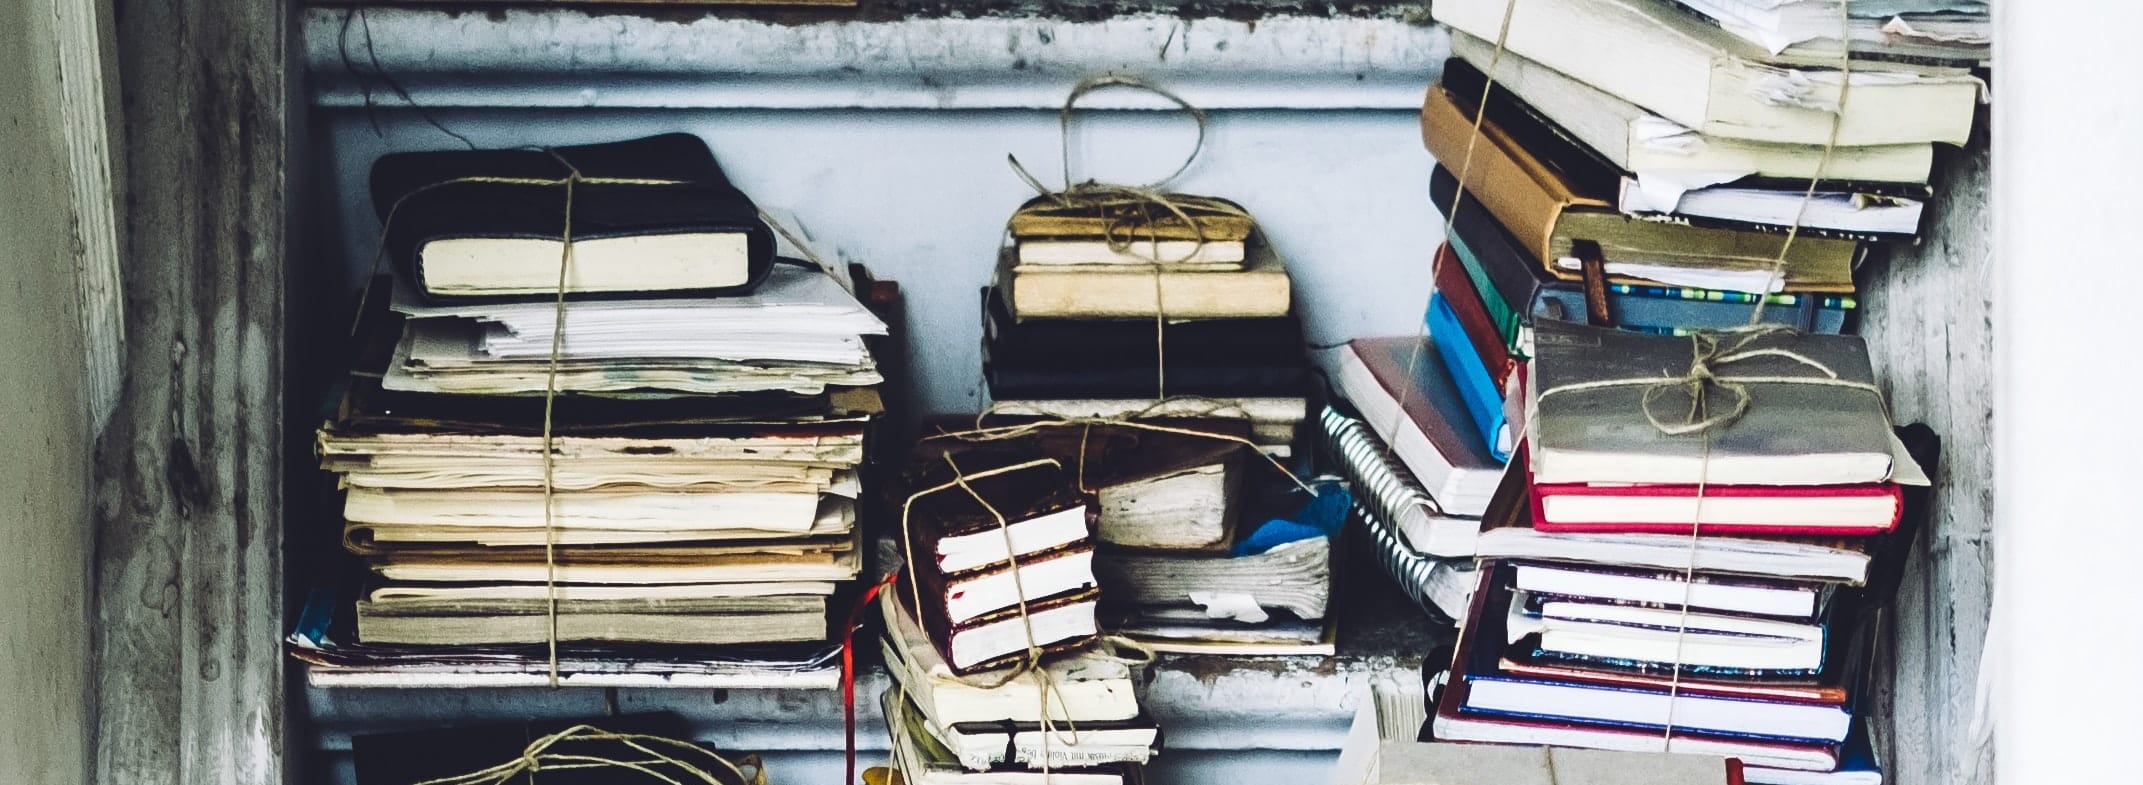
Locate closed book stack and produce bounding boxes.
[882,453,1157,783]
[1407,11,1985,775]
[1424,0,1988,375]
[985,194,1312,458]
[1429,322,1940,785]
[288,134,886,688]
[916,413,1338,656]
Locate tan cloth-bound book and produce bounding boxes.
[997,243,1291,320]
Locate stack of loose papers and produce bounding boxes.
[384,264,886,396]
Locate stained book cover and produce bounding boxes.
[1528,320,1892,484]
[370,133,776,303]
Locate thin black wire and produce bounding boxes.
[338,7,479,150]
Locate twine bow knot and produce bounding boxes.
[1002,73,1255,401]
[1538,326,1885,439]
[1640,328,1840,436]
[411,724,761,785]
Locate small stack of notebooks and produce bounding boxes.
[1425,0,1989,361]
[884,450,1158,783]
[290,134,883,687]
[917,417,1339,655]
[984,195,1313,457]
[1429,321,1937,785]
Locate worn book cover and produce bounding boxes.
[1008,192,1254,242]
[1528,320,1893,486]
[1420,84,1860,293]
[370,133,775,302]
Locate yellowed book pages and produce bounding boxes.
[1001,245,1290,320]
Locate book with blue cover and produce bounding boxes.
[1428,292,1512,463]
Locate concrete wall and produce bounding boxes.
[0,0,96,782]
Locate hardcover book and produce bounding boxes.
[1442,41,1935,186]
[1527,319,1894,486]
[1434,168,1855,349]
[370,133,775,303]
[880,595,1141,725]
[1530,480,1905,536]
[1430,0,1982,146]
[1421,85,1862,294]
[1431,568,1845,772]
[1008,193,1254,243]
[1428,292,1513,462]
[1333,337,1506,516]
[998,243,1292,320]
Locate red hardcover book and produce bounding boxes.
[1529,476,1903,536]
[1434,242,1517,389]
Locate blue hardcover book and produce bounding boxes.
[1427,292,1511,463]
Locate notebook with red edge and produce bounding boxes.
[1528,475,1903,536]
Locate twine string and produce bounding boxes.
[1746,0,1855,325]
[1005,73,1253,401]
[409,725,762,785]
[931,399,1317,496]
[1649,0,1861,745]
[897,454,1080,783]
[1392,0,1524,472]
[537,152,584,688]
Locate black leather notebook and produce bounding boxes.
[369,133,775,303]
[981,287,1311,398]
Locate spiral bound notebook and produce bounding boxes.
[1321,405,1485,558]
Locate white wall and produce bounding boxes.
[0,0,95,781]
[1995,2,2143,783]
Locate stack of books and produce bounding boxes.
[1424,0,1987,359]
[883,451,1158,783]
[1430,320,1936,785]
[917,414,1338,655]
[983,195,1312,456]
[965,190,1337,652]
[289,134,886,687]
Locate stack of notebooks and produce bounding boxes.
[1325,329,1507,626]
[883,451,1158,783]
[289,134,885,687]
[916,417,1339,655]
[984,195,1312,457]
[1429,320,1936,785]
[1425,0,1989,361]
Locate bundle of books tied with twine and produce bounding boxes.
[1329,2,1986,784]
[290,133,887,690]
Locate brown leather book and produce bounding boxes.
[1008,193,1254,242]
[1418,84,1859,294]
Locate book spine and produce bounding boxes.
[1435,166,1550,358]
[1427,294,1512,463]
[1421,85,1574,266]
[1532,288,1851,334]
[1435,242,1517,386]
